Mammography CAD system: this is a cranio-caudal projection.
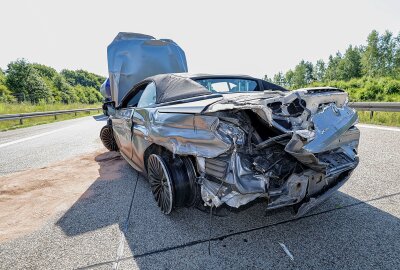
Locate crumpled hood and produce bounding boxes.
[107,32,188,106]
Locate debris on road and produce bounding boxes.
[279,242,294,261]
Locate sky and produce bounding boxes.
[1,0,399,79]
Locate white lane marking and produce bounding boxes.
[0,126,74,149]
[357,124,400,132]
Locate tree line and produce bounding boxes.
[0,59,105,104]
[265,30,400,101]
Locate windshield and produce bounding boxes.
[195,78,259,93]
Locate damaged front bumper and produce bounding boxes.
[293,168,355,218]
[194,88,360,216]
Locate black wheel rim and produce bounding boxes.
[148,154,173,214]
[100,125,118,151]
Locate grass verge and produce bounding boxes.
[0,111,102,131]
[0,102,101,114]
[357,111,400,127]
[0,103,102,131]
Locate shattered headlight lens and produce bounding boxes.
[217,121,245,145]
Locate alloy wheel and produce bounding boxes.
[147,154,174,214]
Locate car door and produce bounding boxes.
[130,82,157,171]
[112,107,135,160]
[112,85,146,164]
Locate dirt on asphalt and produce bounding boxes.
[0,150,123,242]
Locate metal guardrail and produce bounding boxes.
[348,102,400,119]
[348,102,400,112]
[0,108,101,125]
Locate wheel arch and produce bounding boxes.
[144,143,200,209]
[143,144,170,174]
[143,143,199,175]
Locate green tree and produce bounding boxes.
[378,30,399,77]
[0,69,15,102]
[53,74,78,104]
[325,52,342,81]
[73,85,102,104]
[273,72,286,86]
[285,70,295,89]
[313,59,326,82]
[361,30,380,77]
[0,85,15,102]
[291,60,314,88]
[27,72,53,103]
[31,63,58,80]
[395,33,400,77]
[336,45,362,80]
[266,29,400,103]
[0,69,6,85]
[6,59,52,103]
[61,69,105,89]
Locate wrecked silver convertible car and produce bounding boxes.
[100,33,360,217]
[101,74,360,216]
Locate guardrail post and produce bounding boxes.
[74,112,77,116]
[19,118,23,125]
[54,115,57,120]
[370,111,374,119]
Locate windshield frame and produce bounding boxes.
[193,76,261,93]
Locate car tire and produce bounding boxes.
[100,125,119,151]
[147,153,199,214]
[148,154,175,214]
[172,156,199,208]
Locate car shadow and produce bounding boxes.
[56,151,400,269]
[56,151,133,236]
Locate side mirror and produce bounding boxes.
[102,101,116,116]
[102,101,115,110]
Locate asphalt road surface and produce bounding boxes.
[0,117,399,270]
[0,115,108,175]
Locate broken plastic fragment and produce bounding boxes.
[278,242,294,261]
